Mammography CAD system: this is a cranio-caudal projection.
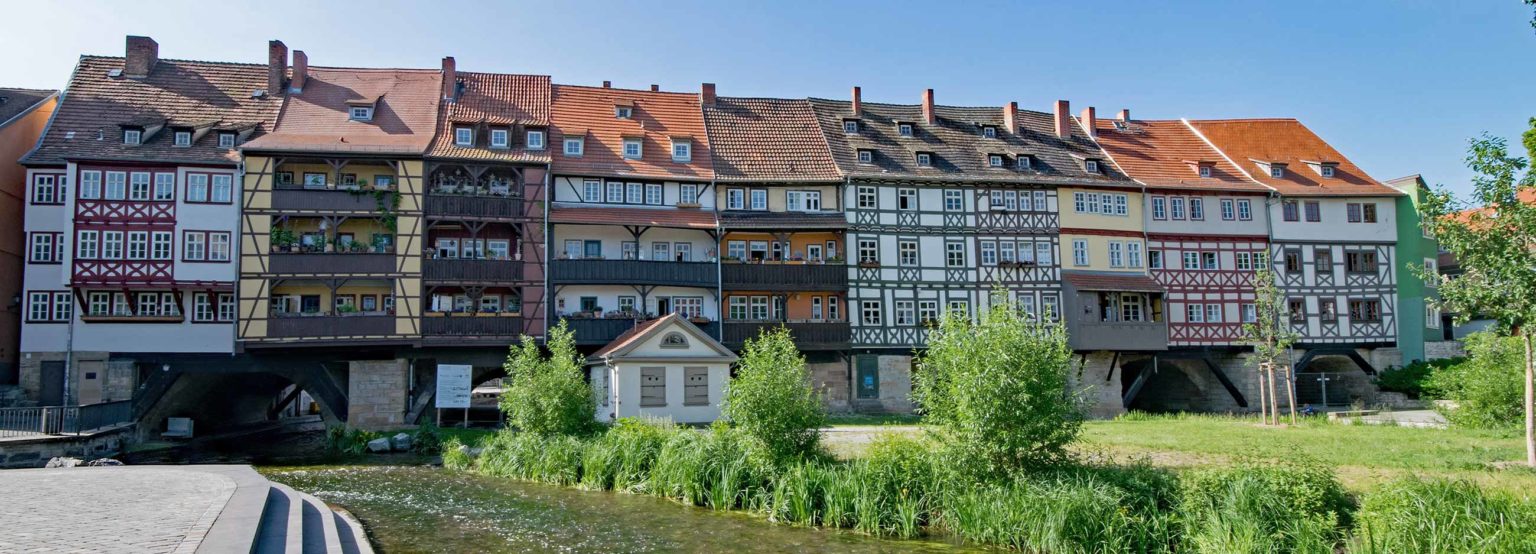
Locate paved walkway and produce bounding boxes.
[0,466,252,553]
[1350,409,1449,429]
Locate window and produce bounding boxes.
[1321,165,1335,178]
[857,186,877,209]
[1072,239,1088,266]
[124,129,141,145]
[945,242,965,267]
[898,188,917,211]
[582,179,601,202]
[948,300,969,318]
[829,296,841,321]
[726,188,745,210]
[728,296,748,320]
[615,105,633,119]
[104,171,126,200]
[77,230,99,259]
[1003,190,1018,211]
[1346,251,1379,273]
[1041,294,1060,320]
[679,183,697,203]
[916,153,932,167]
[1036,242,1053,266]
[183,231,206,261]
[1284,250,1302,273]
[490,129,509,148]
[210,175,232,203]
[172,131,191,147]
[87,292,109,316]
[349,106,373,120]
[29,233,59,263]
[748,296,770,320]
[1347,203,1362,223]
[895,300,915,326]
[1237,199,1252,220]
[456,128,477,146]
[843,119,859,133]
[859,239,879,264]
[151,173,175,201]
[1199,165,1212,177]
[1127,242,1142,268]
[127,231,148,259]
[1108,241,1124,267]
[1426,305,1441,328]
[126,172,150,200]
[982,126,997,138]
[1320,299,1338,321]
[860,301,883,326]
[1183,252,1201,270]
[911,300,935,324]
[607,182,624,203]
[1072,192,1088,213]
[1215,198,1233,221]
[1017,155,1032,170]
[1242,304,1257,323]
[1206,304,1223,323]
[1423,258,1438,287]
[621,137,643,159]
[563,137,584,156]
[1270,165,1285,178]
[526,130,546,150]
[79,170,102,199]
[1120,294,1144,321]
[1170,197,1185,219]
[1151,196,1166,220]
[1352,203,1378,223]
[787,190,821,212]
[186,174,209,202]
[1201,252,1218,270]
[1282,200,1299,222]
[999,241,1016,263]
[898,240,918,266]
[750,189,768,210]
[209,233,231,261]
[102,231,124,259]
[1189,198,1204,220]
[218,132,236,148]
[1349,299,1382,322]
[1236,251,1252,271]
[944,190,963,211]
[31,174,61,204]
[1304,201,1321,222]
[645,183,663,205]
[28,292,51,322]
[1149,250,1163,269]
[898,123,913,136]
[1113,194,1128,215]
[1288,299,1306,322]
[988,154,1003,167]
[671,140,692,162]
[1084,159,1100,173]
[857,149,873,163]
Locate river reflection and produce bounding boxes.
[265,465,992,553]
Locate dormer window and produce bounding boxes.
[857,149,874,164]
[454,127,473,147]
[1016,155,1032,170]
[123,129,141,145]
[898,123,914,137]
[349,106,373,121]
[217,132,236,148]
[615,105,633,119]
[916,152,933,167]
[1321,166,1335,178]
[527,129,546,150]
[671,138,692,162]
[1084,159,1100,173]
[173,131,191,147]
[1270,165,1285,178]
[622,137,643,159]
[490,128,509,149]
[563,137,584,157]
[1199,166,1212,178]
[982,126,997,139]
[988,154,1004,167]
[843,119,859,133]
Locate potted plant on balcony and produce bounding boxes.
[676,200,701,209]
[827,255,845,265]
[688,315,712,325]
[337,304,360,316]
[857,259,880,268]
[270,227,297,253]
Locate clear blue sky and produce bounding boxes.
[5,0,1533,197]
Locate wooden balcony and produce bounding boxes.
[423,258,523,283]
[266,314,395,338]
[271,188,381,213]
[721,262,848,291]
[564,317,720,345]
[424,194,525,220]
[550,259,716,288]
[267,252,396,275]
[1065,320,1169,352]
[723,321,850,349]
[422,314,524,337]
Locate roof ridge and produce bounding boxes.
[1189,117,1300,123]
[79,54,267,68]
[459,70,552,79]
[308,66,440,73]
[554,83,698,96]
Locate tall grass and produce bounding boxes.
[1350,477,1536,554]
[1179,459,1352,553]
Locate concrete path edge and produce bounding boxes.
[192,465,270,554]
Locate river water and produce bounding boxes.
[264,465,990,553]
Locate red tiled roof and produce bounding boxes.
[1093,119,1269,193]
[589,315,672,358]
[244,67,441,155]
[550,84,713,180]
[549,205,718,229]
[1063,271,1164,292]
[25,56,280,166]
[1186,118,1401,197]
[703,97,840,182]
[427,71,552,163]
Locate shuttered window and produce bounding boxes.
[684,367,709,406]
[640,367,667,407]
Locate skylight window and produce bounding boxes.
[671,139,692,162]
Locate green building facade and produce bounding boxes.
[1387,175,1441,363]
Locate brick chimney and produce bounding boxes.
[1053,100,1071,138]
[1080,106,1097,140]
[650,84,659,92]
[1003,102,1017,134]
[267,40,288,95]
[700,83,716,107]
[440,56,456,102]
[851,86,861,117]
[124,36,158,78]
[922,89,936,125]
[1117,109,1131,122]
[602,80,611,88]
[290,51,308,93]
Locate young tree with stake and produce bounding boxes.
[1243,268,1298,425]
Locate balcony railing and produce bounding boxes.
[721,262,848,291]
[268,252,397,274]
[422,315,523,337]
[267,314,395,338]
[563,317,720,345]
[425,194,525,220]
[1065,320,1169,351]
[271,188,383,212]
[0,401,134,438]
[723,321,850,348]
[423,258,524,282]
[551,259,717,288]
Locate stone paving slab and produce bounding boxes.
[0,466,242,553]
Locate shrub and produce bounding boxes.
[1179,459,1353,553]
[944,476,1158,553]
[325,426,381,454]
[649,424,773,510]
[914,293,1081,478]
[409,421,443,454]
[1425,331,1525,428]
[1374,357,1462,398]
[722,327,826,461]
[1351,477,1536,554]
[499,320,595,436]
[440,437,472,470]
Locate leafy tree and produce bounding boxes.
[499,320,595,436]
[1242,268,1299,424]
[914,292,1080,478]
[1417,121,1536,465]
[1424,331,1525,428]
[721,326,826,460]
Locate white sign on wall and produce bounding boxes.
[436,364,473,409]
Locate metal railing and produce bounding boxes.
[0,401,134,438]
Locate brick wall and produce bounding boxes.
[1425,341,1466,360]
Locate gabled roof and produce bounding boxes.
[427,71,552,163]
[590,313,738,361]
[807,97,1136,187]
[703,97,840,182]
[24,56,280,166]
[549,84,714,181]
[0,87,56,128]
[1091,118,1270,193]
[1185,118,1401,197]
[244,67,441,155]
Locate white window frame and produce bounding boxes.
[945,241,965,268]
[1072,239,1088,267]
[898,240,918,266]
[671,139,692,162]
[843,120,859,133]
[218,132,236,148]
[583,179,601,202]
[622,137,643,159]
[726,188,745,210]
[526,130,546,150]
[1221,198,1235,220]
[490,128,509,148]
[123,129,141,145]
[916,152,932,167]
[944,190,963,211]
[349,106,373,121]
[857,150,873,164]
[174,131,192,147]
[749,189,768,211]
[211,174,233,203]
[563,137,584,156]
[857,186,877,209]
[645,183,663,205]
[897,123,913,137]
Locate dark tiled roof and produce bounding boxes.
[25,56,280,166]
[1186,119,1402,197]
[703,97,840,182]
[1092,119,1270,193]
[428,71,552,163]
[550,84,713,180]
[1063,270,1163,292]
[719,210,847,230]
[244,67,441,155]
[807,98,1136,186]
[0,88,56,127]
[549,205,717,229]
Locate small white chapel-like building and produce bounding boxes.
[587,314,738,424]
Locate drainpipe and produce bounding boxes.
[63,300,74,407]
[712,178,723,341]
